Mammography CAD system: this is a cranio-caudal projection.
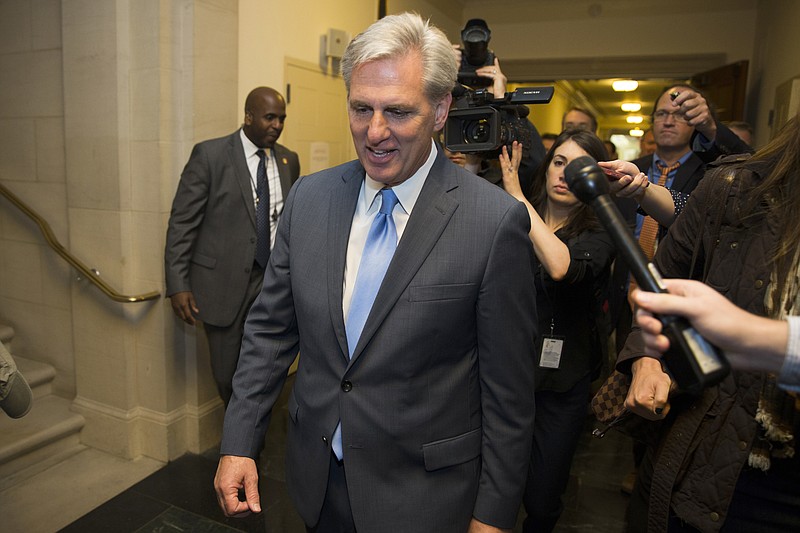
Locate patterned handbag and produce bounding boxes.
[591,370,630,425]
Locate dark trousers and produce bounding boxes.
[204,265,264,406]
[523,374,592,533]
[307,453,356,533]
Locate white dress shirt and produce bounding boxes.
[240,129,284,249]
[342,139,438,323]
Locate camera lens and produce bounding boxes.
[464,119,491,144]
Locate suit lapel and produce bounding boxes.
[638,152,702,194]
[348,150,459,366]
[328,164,364,361]
[670,153,702,192]
[230,131,257,228]
[273,144,294,201]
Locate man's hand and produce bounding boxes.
[214,455,261,517]
[169,291,199,325]
[468,517,511,533]
[672,89,716,141]
[625,357,672,421]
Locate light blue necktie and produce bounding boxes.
[332,188,400,460]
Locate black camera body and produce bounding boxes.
[458,19,495,88]
[444,86,554,153]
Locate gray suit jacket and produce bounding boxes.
[164,129,300,327]
[221,148,538,532]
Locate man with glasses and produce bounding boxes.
[612,84,751,349]
[561,106,598,133]
[629,84,751,256]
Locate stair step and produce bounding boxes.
[13,355,56,399]
[0,395,85,486]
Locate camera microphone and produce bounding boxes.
[563,155,730,394]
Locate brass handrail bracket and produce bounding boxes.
[0,181,160,303]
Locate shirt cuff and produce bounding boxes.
[778,316,800,392]
[692,132,714,152]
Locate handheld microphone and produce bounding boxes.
[564,155,729,394]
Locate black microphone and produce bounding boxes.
[564,155,729,394]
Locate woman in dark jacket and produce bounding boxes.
[618,112,800,532]
[501,130,617,532]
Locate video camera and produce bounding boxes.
[457,19,495,88]
[444,85,554,154]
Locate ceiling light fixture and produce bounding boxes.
[626,115,644,124]
[621,102,642,112]
[629,128,644,137]
[613,80,639,92]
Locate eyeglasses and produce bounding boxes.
[653,110,689,123]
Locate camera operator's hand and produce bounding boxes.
[452,43,463,65]
[475,57,507,97]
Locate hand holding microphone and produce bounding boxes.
[564,155,729,394]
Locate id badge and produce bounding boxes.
[539,335,565,369]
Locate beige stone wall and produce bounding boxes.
[0,0,236,462]
[61,0,237,461]
[0,0,74,396]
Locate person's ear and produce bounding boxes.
[433,94,452,131]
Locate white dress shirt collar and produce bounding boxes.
[360,138,438,218]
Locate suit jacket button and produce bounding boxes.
[341,380,352,392]
[322,436,328,444]
[250,237,256,243]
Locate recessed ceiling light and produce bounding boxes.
[629,128,644,137]
[626,115,644,124]
[621,102,642,112]
[613,80,639,92]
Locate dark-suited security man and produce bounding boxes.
[214,12,537,533]
[165,87,300,406]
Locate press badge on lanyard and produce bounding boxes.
[539,319,565,369]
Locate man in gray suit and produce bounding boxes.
[165,86,300,406]
[214,13,537,533]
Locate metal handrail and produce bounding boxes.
[0,181,160,303]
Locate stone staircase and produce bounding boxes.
[0,323,86,492]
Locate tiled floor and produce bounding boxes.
[60,375,634,533]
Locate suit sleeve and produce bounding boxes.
[472,200,538,528]
[164,143,211,296]
[220,176,303,458]
[692,120,754,164]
